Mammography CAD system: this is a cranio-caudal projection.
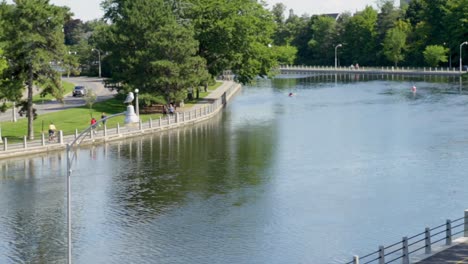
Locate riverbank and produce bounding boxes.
[0,81,241,159]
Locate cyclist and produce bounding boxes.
[48,122,56,141]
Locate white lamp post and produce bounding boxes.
[460,41,468,72]
[335,44,342,69]
[134,89,139,116]
[91,48,101,78]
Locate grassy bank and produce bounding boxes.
[1,81,222,143]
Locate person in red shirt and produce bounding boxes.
[90,117,97,135]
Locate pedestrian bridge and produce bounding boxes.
[279,65,465,77]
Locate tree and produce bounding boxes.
[423,45,448,67]
[0,0,68,139]
[341,6,379,66]
[187,0,277,83]
[271,45,297,65]
[307,15,338,65]
[101,0,210,103]
[383,27,407,66]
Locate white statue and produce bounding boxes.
[124,92,134,104]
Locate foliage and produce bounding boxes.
[423,45,448,67]
[101,0,211,104]
[187,0,277,83]
[307,15,338,65]
[272,45,297,65]
[138,93,167,107]
[383,27,407,66]
[0,0,69,139]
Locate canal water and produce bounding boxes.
[1,74,467,263]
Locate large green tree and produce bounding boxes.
[101,0,210,102]
[0,0,68,139]
[383,27,407,66]
[307,15,338,65]
[187,0,277,83]
[341,6,378,66]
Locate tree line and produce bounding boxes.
[0,0,466,139]
[273,0,467,68]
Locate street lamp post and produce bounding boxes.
[92,48,101,78]
[134,89,139,116]
[460,41,468,72]
[335,44,342,69]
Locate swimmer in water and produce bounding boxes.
[288,92,293,97]
[411,86,417,93]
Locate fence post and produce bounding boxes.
[425,227,431,254]
[139,120,142,131]
[149,118,153,128]
[353,255,359,264]
[23,136,27,149]
[42,133,45,146]
[75,129,78,139]
[464,210,468,237]
[104,124,107,137]
[159,117,162,127]
[3,138,7,151]
[402,237,409,264]
[59,130,63,144]
[117,123,120,135]
[446,219,452,245]
[378,246,385,264]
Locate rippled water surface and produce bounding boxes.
[1,75,468,263]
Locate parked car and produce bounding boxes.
[463,65,468,72]
[72,86,87,97]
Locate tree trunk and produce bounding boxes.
[27,65,34,140]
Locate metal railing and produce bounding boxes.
[344,210,468,264]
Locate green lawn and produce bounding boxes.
[1,81,222,143]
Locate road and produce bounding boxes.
[0,77,116,122]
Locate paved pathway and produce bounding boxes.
[415,238,468,264]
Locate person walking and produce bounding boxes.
[90,117,97,135]
[101,112,107,125]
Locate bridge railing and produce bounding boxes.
[344,210,468,264]
[280,65,463,73]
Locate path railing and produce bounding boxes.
[0,81,241,158]
[345,210,468,264]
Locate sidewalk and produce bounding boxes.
[0,80,241,159]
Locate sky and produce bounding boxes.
[6,0,380,21]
